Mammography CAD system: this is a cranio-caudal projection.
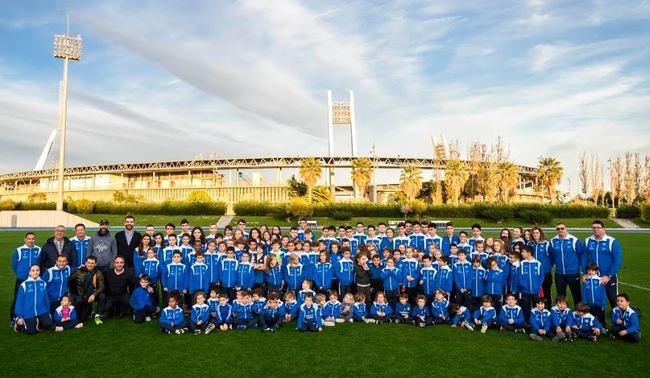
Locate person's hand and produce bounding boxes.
[616,318,623,324]
[556,326,562,334]
[474,319,480,325]
[451,324,457,328]
[88,294,95,303]
[419,280,423,285]
[619,329,628,336]
[581,275,587,284]
[16,318,24,326]
[593,328,601,336]
[508,319,514,324]
[183,290,187,294]
[147,287,154,293]
[600,276,610,285]
[197,321,202,325]
[407,276,413,282]
[540,329,546,335]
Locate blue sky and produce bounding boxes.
[1,0,649,189]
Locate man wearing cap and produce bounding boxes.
[115,215,142,268]
[88,219,118,277]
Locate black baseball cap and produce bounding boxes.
[99,219,109,225]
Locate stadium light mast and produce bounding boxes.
[52,23,82,211]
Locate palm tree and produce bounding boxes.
[351,158,373,200]
[537,156,564,204]
[299,157,322,203]
[445,159,469,205]
[496,161,518,203]
[399,165,423,201]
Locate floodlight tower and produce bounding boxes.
[53,28,82,211]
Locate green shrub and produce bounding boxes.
[286,197,313,219]
[641,203,650,221]
[234,201,283,216]
[0,199,16,210]
[16,201,57,210]
[520,209,553,225]
[423,205,475,218]
[68,199,94,214]
[186,190,213,203]
[477,207,513,223]
[616,204,641,218]
[91,200,226,215]
[332,210,352,221]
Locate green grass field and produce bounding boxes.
[1,230,648,377]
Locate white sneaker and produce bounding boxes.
[335,319,345,323]
[364,319,377,324]
[464,323,475,332]
[145,316,152,322]
[323,321,335,327]
[481,323,488,333]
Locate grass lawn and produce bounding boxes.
[632,218,650,227]
[1,230,648,377]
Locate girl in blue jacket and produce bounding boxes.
[15,265,52,335]
[160,291,187,334]
[314,252,333,294]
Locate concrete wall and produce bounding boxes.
[0,211,99,228]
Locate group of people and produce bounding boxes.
[10,216,640,342]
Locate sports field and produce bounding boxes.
[1,230,648,377]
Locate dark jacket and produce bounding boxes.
[115,230,142,268]
[69,266,105,298]
[40,237,77,272]
[104,267,136,297]
[355,264,371,286]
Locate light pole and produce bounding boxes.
[53,32,82,211]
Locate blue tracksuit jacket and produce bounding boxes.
[204,252,221,284]
[53,305,78,324]
[485,268,505,295]
[139,258,161,283]
[396,302,412,318]
[160,306,184,327]
[11,245,41,280]
[323,300,342,318]
[189,262,210,293]
[507,262,520,294]
[353,302,368,319]
[133,250,147,277]
[216,303,233,324]
[284,263,306,291]
[419,266,437,295]
[425,235,442,254]
[370,302,393,317]
[236,262,255,290]
[611,307,640,334]
[353,233,368,247]
[551,306,573,328]
[441,235,460,256]
[453,261,473,291]
[573,312,603,331]
[381,267,400,291]
[435,266,453,293]
[452,306,472,325]
[15,277,49,319]
[297,303,322,328]
[499,305,525,326]
[581,274,606,309]
[70,236,90,267]
[284,300,299,319]
[233,302,254,320]
[162,262,188,291]
[412,305,430,321]
[191,303,210,324]
[471,266,486,297]
[219,258,238,288]
[584,235,623,277]
[335,259,355,286]
[431,299,449,319]
[130,286,153,311]
[550,235,584,275]
[529,240,552,275]
[530,308,551,333]
[518,259,543,295]
[409,233,426,252]
[393,236,410,250]
[42,265,73,302]
[473,306,496,323]
[314,262,333,290]
[265,265,284,287]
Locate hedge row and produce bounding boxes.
[233,201,610,219]
[0,200,227,216]
[616,204,641,218]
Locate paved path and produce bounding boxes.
[612,218,639,228]
[216,215,234,229]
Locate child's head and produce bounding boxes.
[457,249,467,261]
[302,279,313,290]
[386,257,395,268]
[416,295,426,308]
[194,291,206,304]
[555,295,568,310]
[172,251,182,263]
[481,295,493,307]
[440,256,449,267]
[459,231,468,242]
[505,293,518,306]
[328,291,339,302]
[146,248,156,259]
[471,256,482,267]
[399,292,409,304]
[319,251,329,263]
[284,291,296,302]
[421,255,432,267]
[405,248,413,258]
[616,293,631,310]
[252,287,264,301]
[240,290,252,304]
[521,245,533,259]
[343,248,351,259]
[241,251,250,262]
[267,293,279,309]
[195,252,204,263]
[587,263,599,275]
[375,292,386,304]
[535,298,546,310]
[575,302,591,315]
[475,241,484,252]
[434,289,445,301]
[450,244,458,255]
[316,294,326,306]
[343,293,354,304]
[487,257,498,270]
[509,251,521,263]
[60,295,71,307]
[168,291,180,307]
[226,246,235,258]
[371,254,381,266]
[303,293,314,306]
[209,288,219,299]
[167,234,177,245]
[55,254,68,268]
[218,293,229,305]
[139,274,150,288]
[354,292,366,303]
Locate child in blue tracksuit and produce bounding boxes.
[610,293,641,343]
[584,229,622,308]
[395,293,412,324]
[411,295,431,327]
[189,253,210,295]
[264,258,284,295]
[162,252,188,308]
[219,247,239,301]
[399,249,421,304]
[571,302,603,342]
[581,263,606,326]
[189,291,210,334]
[435,257,453,298]
[499,293,526,333]
[507,252,521,298]
[518,246,543,321]
[236,252,255,291]
[160,291,186,334]
[233,291,256,330]
[451,304,473,331]
[453,251,473,308]
[369,255,384,300]
[297,280,316,307]
[130,275,155,323]
[284,255,306,293]
[138,249,161,301]
[42,254,74,314]
[314,253,333,295]
[369,292,393,323]
[431,290,450,325]
[322,292,341,326]
[529,298,552,341]
[335,249,355,296]
[283,291,299,323]
[53,295,81,331]
[470,256,487,312]
[10,234,41,321]
[353,293,374,323]
[485,257,505,316]
[381,258,400,307]
[297,294,323,332]
[215,294,233,331]
[260,293,285,332]
[472,296,496,333]
[419,256,437,304]
[14,265,52,335]
[551,296,575,341]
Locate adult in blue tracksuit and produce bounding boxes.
[584,221,623,309]
[297,298,322,332]
[189,302,210,332]
[42,255,74,314]
[14,265,52,334]
[518,246,543,321]
[610,294,640,342]
[314,261,333,294]
[10,233,41,321]
[550,225,585,305]
[189,259,210,295]
[69,226,91,268]
[381,263,400,306]
[530,226,553,309]
[219,252,239,300]
[369,301,393,323]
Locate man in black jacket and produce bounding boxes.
[40,225,77,271]
[115,215,141,268]
[103,256,136,318]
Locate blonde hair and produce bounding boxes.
[343,293,354,304]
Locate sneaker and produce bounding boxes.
[263,327,271,332]
[182,328,189,334]
[94,315,103,325]
[205,323,216,335]
[193,329,202,336]
[552,332,565,342]
[13,321,22,333]
[364,319,377,324]
[165,330,172,335]
[271,325,278,333]
[464,323,475,332]
[481,323,488,334]
[348,318,353,323]
[145,316,152,322]
[174,329,183,334]
[529,333,543,341]
[515,328,526,334]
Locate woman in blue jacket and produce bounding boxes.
[15,265,52,335]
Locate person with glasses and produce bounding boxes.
[583,220,622,309]
[549,223,585,306]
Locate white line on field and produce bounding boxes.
[620,281,650,291]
